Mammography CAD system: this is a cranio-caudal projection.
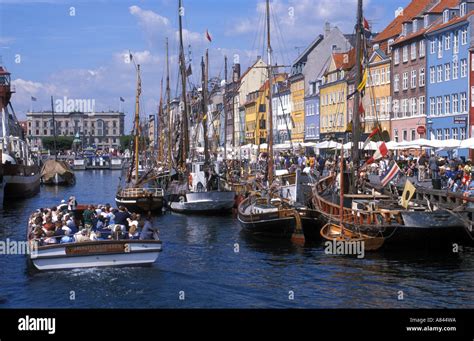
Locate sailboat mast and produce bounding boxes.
[266,0,274,184]
[134,64,141,183]
[202,50,210,165]
[223,55,228,159]
[166,38,172,167]
[352,0,363,191]
[158,78,164,163]
[178,0,189,169]
[50,96,57,161]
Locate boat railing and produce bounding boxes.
[118,187,164,198]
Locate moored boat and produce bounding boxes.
[115,187,165,213]
[41,159,76,186]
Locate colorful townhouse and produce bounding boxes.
[272,77,292,144]
[426,1,471,158]
[319,49,355,141]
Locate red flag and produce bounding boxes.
[359,101,365,114]
[365,142,388,165]
[363,18,370,31]
[363,127,379,149]
[205,29,212,42]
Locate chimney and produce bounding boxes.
[395,7,403,18]
[324,22,331,38]
[233,63,241,82]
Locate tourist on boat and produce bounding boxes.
[57,199,68,212]
[83,205,96,229]
[60,230,74,244]
[127,224,140,240]
[67,196,78,212]
[74,229,91,243]
[114,206,130,229]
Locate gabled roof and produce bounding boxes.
[369,48,389,63]
[240,57,266,82]
[293,34,324,66]
[428,0,459,13]
[425,9,474,35]
[373,0,437,43]
[333,48,356,71]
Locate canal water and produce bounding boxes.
[0,170,472,308]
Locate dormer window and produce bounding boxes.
[461,2,467,16]
[424,14,429,28]
[402,23,407,36]
[443,9,449,23]
[413,19,418,32]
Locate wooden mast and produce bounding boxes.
[50,96,57,161]
[178,0,189,170]
[134,64,141,183]
[266,0,274,184]
[158,78,164,163]
[201,50,210,165]
[166,37,172,167]
[223,55,227,159]
[351,0,363,193]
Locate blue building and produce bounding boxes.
[425,2,471,158]
[304,79,321,142]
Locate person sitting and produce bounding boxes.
[60,230,75,244]
[74,229,91,243]
[127,224,140,240]
[82,205,96,230]
[53,221,65,237]
[43,230,58,245]
[114,206,130,229]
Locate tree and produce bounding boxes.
[41,136,74,151]
[120,135,133,151]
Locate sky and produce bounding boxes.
[0,0,409,132]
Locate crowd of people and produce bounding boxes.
[28,199,159,246]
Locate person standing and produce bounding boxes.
[429,154,439,180]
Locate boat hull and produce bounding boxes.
[30,240,162,271]
[115,195,164,213]
[3,173,41,199]
[169,191,235,214]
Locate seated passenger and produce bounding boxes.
[74,229,91,243]
[127,224,140,240]
[60,230,74,244]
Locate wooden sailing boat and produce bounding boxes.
[320,143,384,250]
[41,96,76,186]
[237,0,304,242]
[312,0,468,250]
[115,62,164,213]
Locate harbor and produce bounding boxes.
[0,0,474,320]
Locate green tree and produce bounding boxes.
[42,136,74,151]
[120,135,133,151]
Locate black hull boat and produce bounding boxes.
[313,175,469,250]
[115,187,164,214]
[297,207,326,242]
[237,196,298,239]
[169,191,236,214]
[3,163,41,199]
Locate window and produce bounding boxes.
[411,98,417,116]
[403,72,408,90]
[461,127,466,140]
[462,27,468,45]
[443,10,449,23]
[445,63,451,81]
[437,129,442,140]
[437,65,443,82]
[403,129,408,141]
[411,42,417,60]
[438,37,443,58]
[419,96,425,115]
[445,95,451,114]
[445,33,451,50]
[419,68,425,86]
[453,31,459,54]
[461,59,467,77]
[386,67,391,84]
[393,100,399,116]
[453,60,459,79]
[386,96,391,113]
[381,68,386,84]
[393,74,399,92]
[436,97,442,115]
[453,94,459,113]
[461,2,467,16]
[394,49,400,64]
[444,128,450,140]
[380,98,386,114]
[376,98,380,114]
[430,39,436,54]
[411,70,417,88]
[403,46,408,62]
[430,66,435,83]
[461,92,467,112]
[411,129,416,141]
[424,15,429,28]
[375,69,380,85]
[394,129,399,142]
[413,19,418,33]
[419,40,426,57]
[430,97,435,116]
[453,128,458,140]
[402,99,409,116]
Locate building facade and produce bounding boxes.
[426,3,471,158]
[272,78,292,144]
[26,111,125,150]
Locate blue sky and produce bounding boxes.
[0,0,409,132]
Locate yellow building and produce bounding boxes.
[363,49,391,134]
[289,74,305,143]
[244,74,287,145]
[319,50,355,139]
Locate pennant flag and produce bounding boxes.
[363,18,370,31]
[381,162,401,187]
[120,97,125,102]
[363,127,379,149]
[365,141,388,165]
[205,29,212,42]
[31,96,37,101]
[186,64,193,77]
[359,101,365,115]
[401,180,416,209]
[357,68,368,93]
